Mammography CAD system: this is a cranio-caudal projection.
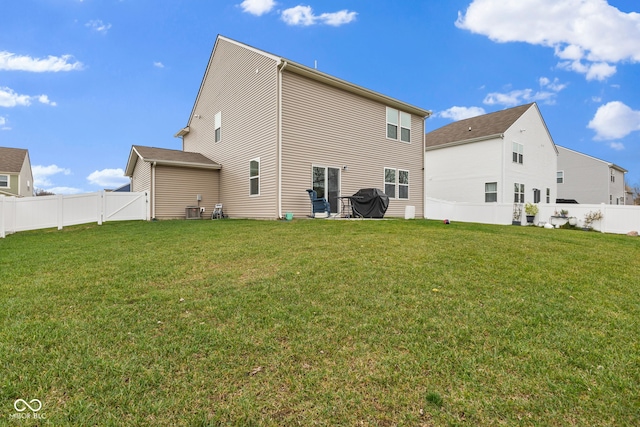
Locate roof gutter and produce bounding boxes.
[143,159,221,170]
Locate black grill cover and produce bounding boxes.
[351,188,389,218]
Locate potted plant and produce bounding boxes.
[583,210,603,230]
[560,209,569,218]
[524,202,538,224]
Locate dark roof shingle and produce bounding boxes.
[426,103,534,148]
[132,145,220,167]
[0,147,28,173]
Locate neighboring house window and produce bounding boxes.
[610,194,612,204]
[546,188,550,203]
[514,183,525,203]
[0,175,8,188]
[249,158,260,196]
[610,172,615,183]
[533,188,541,204]
[512,142,523,164]
[214,111,222,143]
[384,168,410,199]
[485,182,497,202]
[386,107,411,143]
[557,171,564,184]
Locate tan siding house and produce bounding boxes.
[125,145,220,219]
[167,35,431,219]
[0,147,34,197]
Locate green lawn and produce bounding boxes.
[1,219,639,426]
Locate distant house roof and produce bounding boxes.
[557,145,627,173]
[0,147,29,173]
[125,145,221,176]
[425,103,535,149]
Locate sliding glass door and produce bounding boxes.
[312,166,340,214]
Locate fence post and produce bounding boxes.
[98,191,104,225]
[1,195,5,238]
[57,194,64,230]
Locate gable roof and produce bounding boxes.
[0,147,29,173]
[557,145,627,173]
[425,103,535,149]
[177,35,432,136]
[125,145,221,176]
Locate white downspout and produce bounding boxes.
[277,60,288,219]
[151,161,156,219]
[423,119,427,218]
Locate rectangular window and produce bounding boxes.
[249,158,260,196]
[214,111,222,143]
[557,171,564,184]
[386,107,411,143]
[546,188,550,203]
[533,188,541,204]
[384,168,409,199]
[611,172,615,183]
[514,183,524,203]
[398,170,409,199]
[0,175,8,188]
[386,108,398,140]
[384,168,396,198]
[485,182,497,202]
[512,142,523,164]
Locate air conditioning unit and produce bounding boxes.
[185,206,200,219]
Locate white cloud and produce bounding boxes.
[86,19,112,33]
[609,142,625,151]
[456,0,640,80]
[483,76,567,107]
[153,62,164,68]
[240,0,276,16]
[281,5,357,26]
[47,187,84,195]
[484,88,556,107]
[32,165,72,188]
[588,101,640,140]
[0,87,57,108]
[0,115,9,131]
[87,168,128,188]
[437,106,486,121]
[0,51,83,72]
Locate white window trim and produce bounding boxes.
[557,170,564,184]
[514,182,525,203]
[485,182,497,203]
[214,111,222,143]
[384,167,409,200]
[512,141,523,164]
[249,157,260,196]
[386,107,411,143]
[0,174,8,188]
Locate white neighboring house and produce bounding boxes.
[556,145,628,205]
[425,103,558,207]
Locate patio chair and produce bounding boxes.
[211,203,226,219]
[305,189,331,218]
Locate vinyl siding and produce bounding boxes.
[154,165,219,219]
[131,158,151,193]
[18,155,34,197]
[182,38,279,218]
[281,71,425,218]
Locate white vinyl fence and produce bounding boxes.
[0,191,149,238]
[426,197,640,235]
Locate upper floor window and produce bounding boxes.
[250,158,260,196]
[546,188,550,203]
[0,175,8,188]
[557,171,564,184]
[214,111,222,143]
[512,142,523,164]
[610,171,615,183]
[386,107,411,143]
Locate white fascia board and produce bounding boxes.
[425,134,504,151]
[144,159,221,170]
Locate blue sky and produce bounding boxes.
[1,0,639,193]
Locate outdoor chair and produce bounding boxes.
[305,189,331,218]
[211,203,226,219]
